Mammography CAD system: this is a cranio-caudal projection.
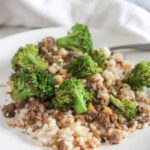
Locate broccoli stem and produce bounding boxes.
[97,67,103,73]
[73,94,87,114]
[11,79,34,101]
[27,53,48,70]
[110,94,137,120]
[11,88,34,101]
[110,95,124,111]
[57,37,80,51]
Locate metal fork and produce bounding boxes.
[109,43,150,51]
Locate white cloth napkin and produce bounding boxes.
[0,0,150,41]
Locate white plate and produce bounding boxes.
[0,27,150,150]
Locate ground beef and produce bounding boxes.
[54,112,63,121]
[92,96,100,104]
[137,106,144,114]
[39,37,55,54]
[101,136,107,143]
[142,116,150,123]
[135,115,150,125]
[96,112,112,129]
[42,101,53,109]
[95,104,105,112]
[117,115,124,124]
[56,140,67,150]
[127,120,135,128]
[85,108,114,129]
[65,51,82,62]
[74,114,85,122]
[63,63,70,70]
[2,103,16,118]
[108,133,120,144]
[44,53,57,64]
[84,111,98,122]
[26,101,46,124]
[15,101,26,109]
[137,105,148,114]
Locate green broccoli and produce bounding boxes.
[56,23,93,53]
[128,61,150,91]
[11,68,56,101]
[90,50,106,71]
[69,55,99,79]
[11,44,48,71]
[110,95,137,120]
[52,77,92,114]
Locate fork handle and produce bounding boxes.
[109,43,150,51]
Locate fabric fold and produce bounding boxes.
[0,0,150,41]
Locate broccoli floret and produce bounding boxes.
[52,77,92,114]
[56,23,93,53]
[11,68,56,101]
[110,95,137,120]
[128,61,150,91]
[69,55,99,79]
[90,50,106,71]
[11,44,48,71]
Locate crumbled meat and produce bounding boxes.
[74,115,85,122]
[44,53,57,64]
[92,96,100,104]
[136,115,150,125]
[80,146,86,150]
[2,103,16,118]
[65,51,82,62]
[109,115,115,123]
[95,104,105,112]
[39,37,55,54]
[108,133,120,144]
[99,98,109,105]
[15,101,26,109]
[63,63,70,69]
[117,115,124,124]
[84,111,98,122]
[101,136,107,143]
[137,106,143,114]
[85,108,113,129]
[55,112,62,121]
[127,120,134,127]
[26,101,46,124]
[97,112,112,129]
[42,101,53,109]
[56,115,62,121]
[137,106,147,114]
[142,116,150,123]
[56,140,67,150]
[86,79,93,92]
[40,47,48,54]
